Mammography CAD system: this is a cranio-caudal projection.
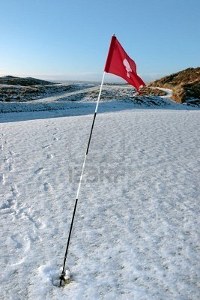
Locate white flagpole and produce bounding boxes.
[60,71,106,286]
[76,71,106,200]
[95,71,106,113]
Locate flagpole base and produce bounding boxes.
[59,269,71,287]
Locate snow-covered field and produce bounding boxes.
[0,89,200,299]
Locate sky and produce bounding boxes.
[0,0,200,82]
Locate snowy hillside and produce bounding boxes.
[149,67,200,105]
[0,84,185,115]
[0,90,200,299]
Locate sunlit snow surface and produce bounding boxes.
[0,96,200,299]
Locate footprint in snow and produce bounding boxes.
[44,182,52,192]
[11,234,23,249]
[9,235,31,267]
[0,197,15,211]
[53,128,58,134]
[0,185,18,213]
[11,185,19,197]
[42,144,50,149]
[8,162,14,172]
[0,173,6,185]
[35,167,43,175]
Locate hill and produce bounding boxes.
[0,76,78,102]
[0,75,54,86]
[149,67,200,105]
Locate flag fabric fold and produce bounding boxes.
[104,35,145,91]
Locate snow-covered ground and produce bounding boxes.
[151,87,173,99]
[0,84,179,114]
[0,92,200,299]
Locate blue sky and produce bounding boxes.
[0,0,200,82]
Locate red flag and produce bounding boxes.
[104,36,145,91]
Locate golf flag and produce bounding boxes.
[104,35,145,91]
[60,36,146,286]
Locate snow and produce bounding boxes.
[0,92,200,299]
[0,84,177,114]
[152,87,173,99]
